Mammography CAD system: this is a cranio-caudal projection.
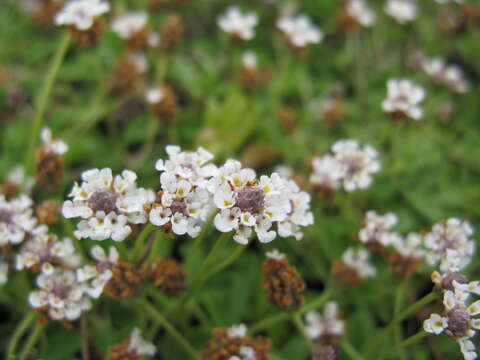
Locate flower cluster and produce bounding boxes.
[310,139,381,192]
[305,302,345,345]
[108,328,156,359]
[385,0,417,24]
[62,168,154,242]
[217,7,258,41]
[358,211,398,250]
[111,12,160,48]
[332,247,377,285]
[422,57,469,93]
[35,127,68,187]
[341,0,377,29]
[55,0,110,31]
[382,78,426,121]
[277,14,323,48]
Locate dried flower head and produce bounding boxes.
[202,324,271,360]
[103,261,143,299]
[108,328,156,359]
[332,248,376,285]
[160,14,185,52]
[239,51,269,90]
[35,127,68,188]
[110,53,149,94]
[62,168,154,241]
[382,79,426,121]
[36,200,60,225]
[263,250,305,311]
[148,257,187,297]
[1,166,33,199]
[217,7,258,41]
[305,302,345,345]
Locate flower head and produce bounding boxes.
[385,0,417,24]
[111,12,148,39]
[108,327,156,359]
[55,0,110,31]
[382,79,426,120]
[345,0,377,28]
[359,210,398,248]
[217,7,258,41]
[305,302,345,344]
[277,14,323,48]
[332,248,376,285]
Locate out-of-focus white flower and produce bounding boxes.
[217,7,258,40]
[147,31,161,47]
[305,302,345,340]
[62,168,154,242]
[382,79,426,120]
[77,245,119,298]
[242,51,257,69]
[227,324,248,338]
[0,262,8,285]
[208,160,291,244]
[277,14,323,48]
[359,210,398,245]
[150,146,217,237]
[422,57,469,93]
[16,234,79,274]
[127,328,156,357]
[341,247,377,279]
[55,0,110,30]
[127,53,148,73]
[346,0,377,27]
[274,165,293,179]
[0,194,45,246]
[111,12,147,39]
[387,232,425,259]
[266,249,285,260]
[28,268,92,321]
[310,155,342,190]
[40,127,68,155]
[424,218,475,272]
[1,166,34,195]
[385,0,417,24]
[145,87,164,104]
[424,289,480,360]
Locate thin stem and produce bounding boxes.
[132,224,155,261]
[81,314,90,360]
[6,312,36,359]
[393,279,408,360]
[296,288,336,315]
[19,321,45,360]
[25,32,70,175]
[292,313,312,353]
[146,230,163,265]
[203,243,246,282]
[379,331,429,360]
[141,299,200,360]
[341,339,366,360]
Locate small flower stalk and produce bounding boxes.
[263,250,306,311]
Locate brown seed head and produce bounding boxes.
[104,261,143,299]
[149,257,187,297]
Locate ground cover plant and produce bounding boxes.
[1,0,480,359]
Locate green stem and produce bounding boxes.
[132,224,155,261]
[6,312,36,359]
[341,339,365,360]
[296,288,336,315]
[393,279,408,360]
[203,243,246,282]
[146,230,163,265]
[19,321,45,360]
[141,299,200,360]
[292,313,312,352]
[379,331,429,360]
[25,32,70,175]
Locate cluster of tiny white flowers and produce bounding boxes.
[229,346,256,360]
[424,218,475,272]
[424,287,480,360]
[40,127,68,155]
[28,268,92,321]
[1,166,34,195]
[62,168,154,242]
[111,12,147,39]
[76,245,119,298]
[145,86,164,105]
[341,247,377,279]
[277,14,323,48]
[311,139,380,192]
[217,7,258,41]
[346,0,377,27]
[149,146,216,237]
[385,232,426,259]
[382,78,426,120]
[227,323,248,338]
[359,211,398,246]
[126,328,156,357]
[266,249,286,260]
[422,57,469,93]
[0,194,45,246]
[55,0,110,31]
[384,0,417,24]
[16,234,79,275]
[242,51,257,69]
[305,302,345,340]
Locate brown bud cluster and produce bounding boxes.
[36,200,60,225]
[148,257,187,297]
[110,55,146,95]
[0,180,19,200]
[277,106,297,132]
[202,328,271,360]
[331,259,362,286]
[161,14,185,52]
[263,255,305,311]
[151,85,178,124]
[33,0,62,29]
[108,338,139,360]
[34,147,65,188]
[337,9,361,32]
[104,261,143,299]
[126,27,152,51]
[239,67,270,91]
[388,252,420,277]
[69,18,106,47]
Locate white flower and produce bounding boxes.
[127,53,148,73]
[266,249,285,260]
[0,262,8,285]
[274,165,293,179]
[424,218,475,272]
[217,7,258,40]
[330,139,380,191]
[111,12,148,39]
[28,268,92,321]
[346,0,376,27]
[1,166,34,195]
[209,161,291,244]
[359,210,398,245]
[389,232,425,259]
[385,0,417,24]
[242,51,257,69]
[145,87,164,104]
[16,234,79,274]
[55,0,110,31]
[305,301,345,340]
[277,14,323,48]
[0,194,44,246]
[127,328,156,357]
[342,247,377,279]
[422,57,469,93]
[424,289,480,360]
[227,324,247,338]
[40,127,68,155]
[310,155,342,190]
[382,79,426,120]
[62,168,154,242]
